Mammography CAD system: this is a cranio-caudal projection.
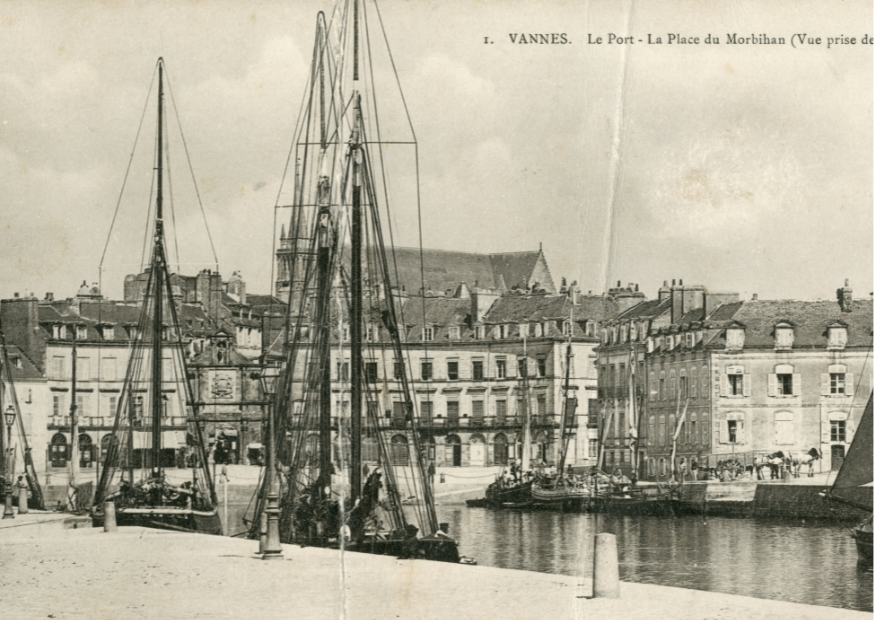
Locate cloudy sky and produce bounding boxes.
[0,0,870,304]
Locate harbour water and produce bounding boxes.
[443,507,873,612]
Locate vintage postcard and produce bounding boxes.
[0,0,870,618]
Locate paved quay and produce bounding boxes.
[0,514,867,620]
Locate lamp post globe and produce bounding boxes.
[3,406,16,519]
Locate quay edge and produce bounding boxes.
[0,518,868,620]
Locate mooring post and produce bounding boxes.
[103,500,117,533]
[17,486,28,514]
[257,511,267,554]
[593,532,620,598]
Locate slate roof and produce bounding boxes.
[705,299,873,349]
[489,252,547,292]
[4,344,43,380]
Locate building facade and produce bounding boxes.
[597,279,873,479]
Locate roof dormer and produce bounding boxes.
[774,321,795,350]
[725,321,746,351]
[827,320,848,350]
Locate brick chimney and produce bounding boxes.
[838,279,853,313]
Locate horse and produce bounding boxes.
[787,448,821,478]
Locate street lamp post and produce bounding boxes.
[259,365,283,560]
[4,406,16,519]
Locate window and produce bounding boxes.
[775,412,794,445]
[337,361,350,381]
[447,361,459,381]
[76,325,87,340]
[475,326,485,340]
[365,362,378,383]
[472,360,484,381]
[51,355,67,380]
[108,395,118,417]
[830,420,846,443]
[536,394,547,417]
[101,357,117,382]
[446,401,459,422]
[366,325,377,343]
[496,399,507,423]
[691,367,698,398]
[828,325,848,349]
[659,372,665,401]
[775,324,794,349]
[393,361,404,380]
[102,326,114,340]
[519,323,529,338]
[562,321,571,336]
[518,358,528,379]
[534,323,543,338]
[472,400,484,423]
[830,373,846,394]
[588,439,598,458]
[423,326,434,342]
[727,420,738,443]
[420,401,432,420]
[537,357,546,378]
[421,361,433,381]
[728,373,743,395]
[679,375,688,399]
[53,394,63,417]
[448,326,460,340]
[777,373,793,395]
[496,358,507,379]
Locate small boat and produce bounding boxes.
[91,59,220,535]
[530,476,591,509]
[825,394,873,564]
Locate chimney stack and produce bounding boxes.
[838,279,853,313]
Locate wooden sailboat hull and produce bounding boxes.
[531,483,591,509]
[91,506,223,535]
[852,517,873,564]
[591,490,676,517]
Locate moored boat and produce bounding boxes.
[91,59,220,535]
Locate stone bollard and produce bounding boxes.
[17,487,28,514]
[257,511,267,554]
[104,501,117,533]
[593,533,620,598]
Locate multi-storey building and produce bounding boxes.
[598,279,873,479]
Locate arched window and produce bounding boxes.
[390,434,409,466]
[79,433,93,468]
[50,433,68,468]
[647,415,656,447]
[658,415,666,446]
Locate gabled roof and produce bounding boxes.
[4,344,43,380]
[489,251,548,292]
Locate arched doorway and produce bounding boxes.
[50,433,67,468]
[79,434,93,468]
[390,434,409,466]
[494,433,509,466]
[445,434,462,467]
[469,434,486,467]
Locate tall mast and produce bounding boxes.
[69,330,79,502]
[150,58,165,476]
[349,0,363,504]
[556,310,575,476]
[520,337,531,471]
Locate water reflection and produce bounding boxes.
[442,508,873,612]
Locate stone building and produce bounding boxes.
[597,279,873,479]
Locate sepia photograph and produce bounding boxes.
[0,0,871,618]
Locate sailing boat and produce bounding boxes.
[248,1,470,563]
[825,394,873,564]
[91,59,221,535]
[0,330,45,511]
[530,325,590,509]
